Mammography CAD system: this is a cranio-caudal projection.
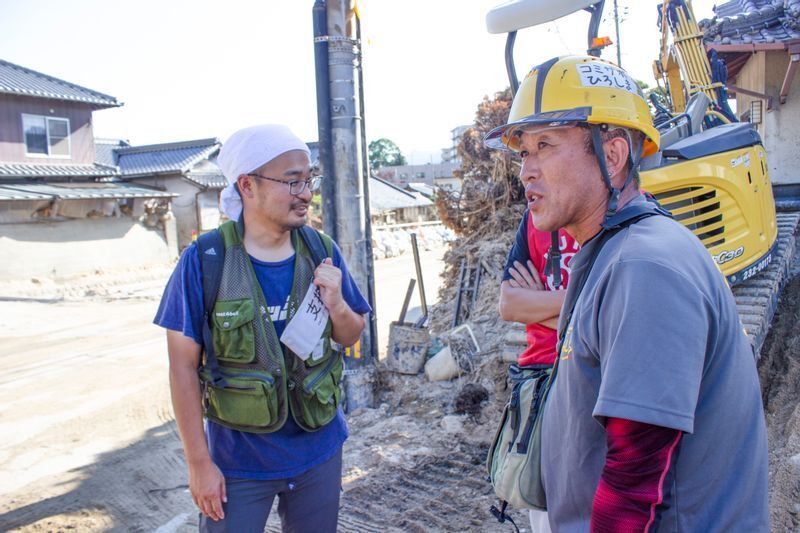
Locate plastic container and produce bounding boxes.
[424,346,460,381]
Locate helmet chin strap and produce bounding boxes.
[545,125,644,290]
[589,125,642,220]
[544,230,562,289]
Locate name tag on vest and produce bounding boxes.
[280,284,329,361]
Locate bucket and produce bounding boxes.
[386,322,430,374]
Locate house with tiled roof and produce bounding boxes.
[700,1,800,186]
[368,176,435,225]
[91,136,227,247]
[0,59,180,280]
[109,138,225,246]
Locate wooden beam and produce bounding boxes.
[707,41,798,53]
[727,84,774,110]
[780,51,800,104]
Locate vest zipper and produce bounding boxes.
[304,350,338,394]
[220,370,275,387]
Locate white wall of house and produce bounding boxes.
[0,217,173,280]
[763,51,800,185]
[735,51,800,185]
[130,175,199,248]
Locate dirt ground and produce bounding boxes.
[758,270,800,531]
[1,242,799,532]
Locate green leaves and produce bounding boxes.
[368,138,407,169]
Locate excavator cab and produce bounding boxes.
[486,0,778,285]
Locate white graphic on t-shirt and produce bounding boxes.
[543,235,581,291]
[267,297,289,323]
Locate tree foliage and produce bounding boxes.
[368,138,407,169]
[638,79,670,113]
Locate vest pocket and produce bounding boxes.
[298,355,343,429]
[206,373,278,430]
[212,299,256,364]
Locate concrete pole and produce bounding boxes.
[327,0,374,410]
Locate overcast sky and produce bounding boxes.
[1,0,719,163]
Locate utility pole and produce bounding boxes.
[321,0,375,410]
[613,0,622,67]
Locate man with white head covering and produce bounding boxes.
[155,124,370,532]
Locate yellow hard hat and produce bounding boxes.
[484,55,660,157]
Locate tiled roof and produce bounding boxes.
[407,182,436,198]
[307,141,320,165]
[0,182,176,201]
[94,138,130,167]
[184,171,228,190]
[0,59,121,108]
[116,138,220,176]
[701,0,800,45]
[369,176,433,213]
[0,162,118,178]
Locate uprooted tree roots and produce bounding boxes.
[433,87,525,336]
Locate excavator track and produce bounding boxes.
[733,212,800,357]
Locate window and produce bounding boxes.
[22,114,71,157]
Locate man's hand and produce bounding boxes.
[188,458,227,522]
[508,260,545,291]
[167,330,227,522]
[314,258,345,313]
[312,257,365,346]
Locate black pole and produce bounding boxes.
[586,1,606,57]
[313,0,338,242]
[613,0,622,66]
[355,11,378,362]
[505,31,519,96]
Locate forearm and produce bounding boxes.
[499,284,565,325]
[167,330,212,467]
[328,302,366,347]
[169,363,213,466]
[540,316,559,329]
[591,418,682,533]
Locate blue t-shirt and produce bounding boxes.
[154,238,371,480]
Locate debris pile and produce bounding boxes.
[428,87,526,372]
[371,224,455,260]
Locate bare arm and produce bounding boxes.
[328,303,366,347]
[499,259,566,325]
[167,329,226,522]
[500,282,565,324]
[314,258,366,347]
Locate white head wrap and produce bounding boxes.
[216,124,310,221]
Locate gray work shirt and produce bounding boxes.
[541,195,769,532]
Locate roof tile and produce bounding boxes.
[0,59,121,108]
[701,0,800,45]
[0,182,176,201]
[115,138,220,176]
[0,162,118,178]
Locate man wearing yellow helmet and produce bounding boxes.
[486,56,768,532]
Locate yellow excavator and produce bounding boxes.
[486,0,778,285]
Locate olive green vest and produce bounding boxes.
[200,221,343,433]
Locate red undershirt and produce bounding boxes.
[591,417,682,532]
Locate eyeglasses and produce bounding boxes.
[246,174,323,196]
